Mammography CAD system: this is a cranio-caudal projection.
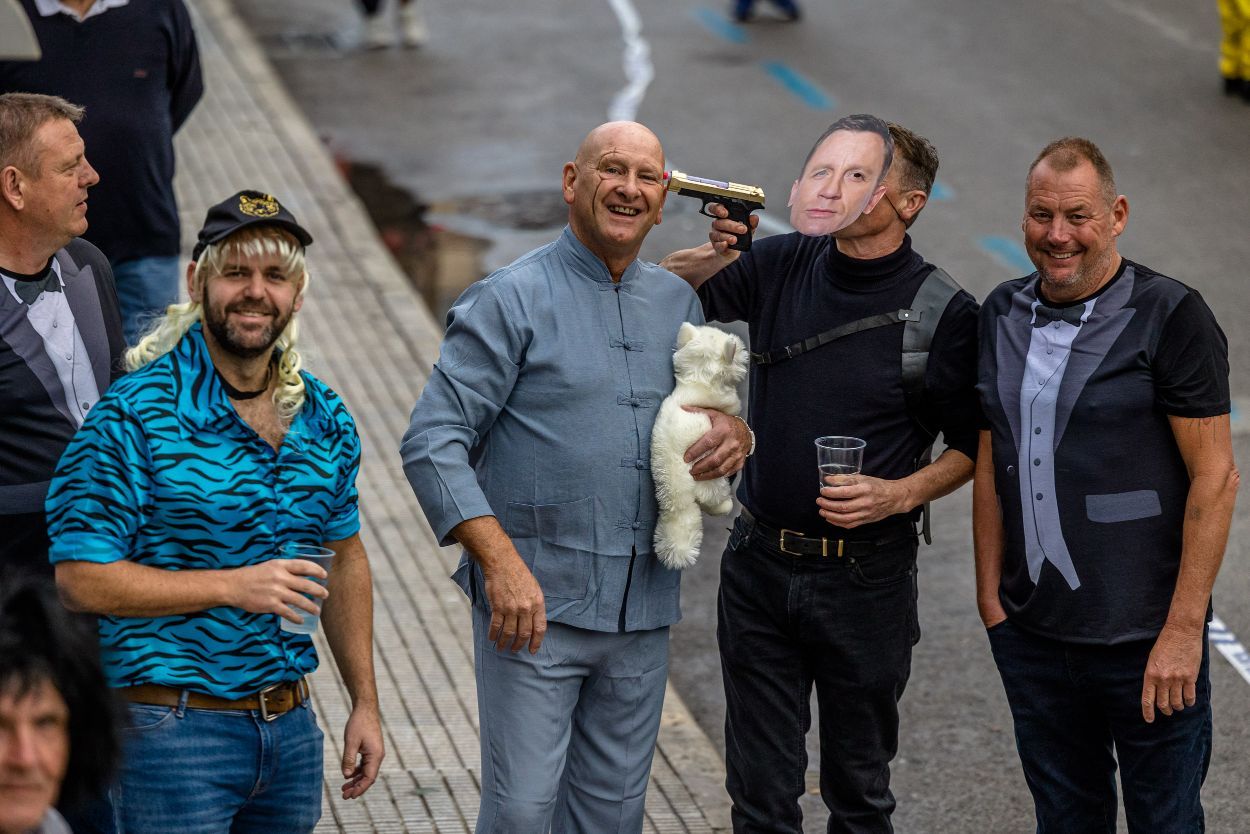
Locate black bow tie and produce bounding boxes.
[13,271,62,306]
[1032,303,1083,328]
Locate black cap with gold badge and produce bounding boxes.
[191,191,314,261]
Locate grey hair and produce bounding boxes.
[0,92,85,175]
[1028,137,1117,207]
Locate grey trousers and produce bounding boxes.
[470,604,670,833]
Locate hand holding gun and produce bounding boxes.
[665,171,766,252]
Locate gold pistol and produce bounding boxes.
[665,170,766,251]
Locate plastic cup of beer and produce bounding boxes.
[815,436,866,488]
[279,543,334,635]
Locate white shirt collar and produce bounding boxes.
[1,258,63,304]
[33,0,130,22]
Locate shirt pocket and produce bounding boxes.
[1085,490,1162,524]
[506,497,594,600]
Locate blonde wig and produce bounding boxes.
[125,227,310,422]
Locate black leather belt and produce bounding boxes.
[740,507,916,559]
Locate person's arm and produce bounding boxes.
[659,243,736,291]
[319,533,384,800]
[817,448,973,528]
[658,205,759,290]
[56,558,327,619]
[1140,414,1238,723]
[399,279,547,650]
[167,0,204,131]
[971,430,1008,628]
[450,515,546,654]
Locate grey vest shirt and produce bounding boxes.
[401,227,704,632]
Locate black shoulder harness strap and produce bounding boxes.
[750,267,963,545]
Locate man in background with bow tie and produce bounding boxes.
[974,137,1239,832]
[0,92,125,579]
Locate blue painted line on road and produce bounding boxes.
[929,180,955,201]
[1210,617,1250,686]
[760,61,836,110]
[978,235,1035,276]
[693,7,749,43]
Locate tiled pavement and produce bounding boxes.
[173,1,730,830]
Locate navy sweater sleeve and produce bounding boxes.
[167,0,204,132]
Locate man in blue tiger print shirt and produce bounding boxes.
[46,192,383,833]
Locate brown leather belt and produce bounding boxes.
[120,678,309,722]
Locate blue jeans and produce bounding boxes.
[111,256,181,344]
[988,618,1211,833]
[717,513,920,834]
[471,603,670,833]
[113,695,323,834]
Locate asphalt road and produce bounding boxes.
[232,1,1250,830]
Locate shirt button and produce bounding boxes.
[1046,348,1054,355]
[65,353,72,360]
[631,522,641,530]
[1053,321,1061,328]
[52,321,59,328]
[1006,465,1016,475]
[1033,458,1041,466]
[1034,427,1042,435]
[81,402,91,411]
[1035,493,1044,501]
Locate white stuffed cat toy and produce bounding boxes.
[651,322,749,569]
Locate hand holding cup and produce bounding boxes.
[815,436,866,488]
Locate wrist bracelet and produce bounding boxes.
[733,415,756,457]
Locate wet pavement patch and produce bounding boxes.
[336,153,577,323]
[338,157,491,322]
[433,190,569,231]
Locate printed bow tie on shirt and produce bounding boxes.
[14,272,61,305]
[1032,303,1084,328]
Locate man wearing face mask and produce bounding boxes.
[662,116,980,833]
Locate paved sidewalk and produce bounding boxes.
[174,1,730,830]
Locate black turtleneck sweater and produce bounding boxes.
[698,232,980,536]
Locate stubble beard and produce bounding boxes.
[203,302,293,359]
[1038,246,1113,301]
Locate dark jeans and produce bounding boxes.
[988,618,1211,834]
[111,256,181,345]
[717,513,919,834]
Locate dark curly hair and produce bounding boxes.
[0,573,120,807]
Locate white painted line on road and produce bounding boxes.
[607,0,654,122]
[1209,616,1250,686]
[1101,0,1205,53]
[606,3,788,239]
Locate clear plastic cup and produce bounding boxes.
[815,436,866,487]
[278,543,334,635]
